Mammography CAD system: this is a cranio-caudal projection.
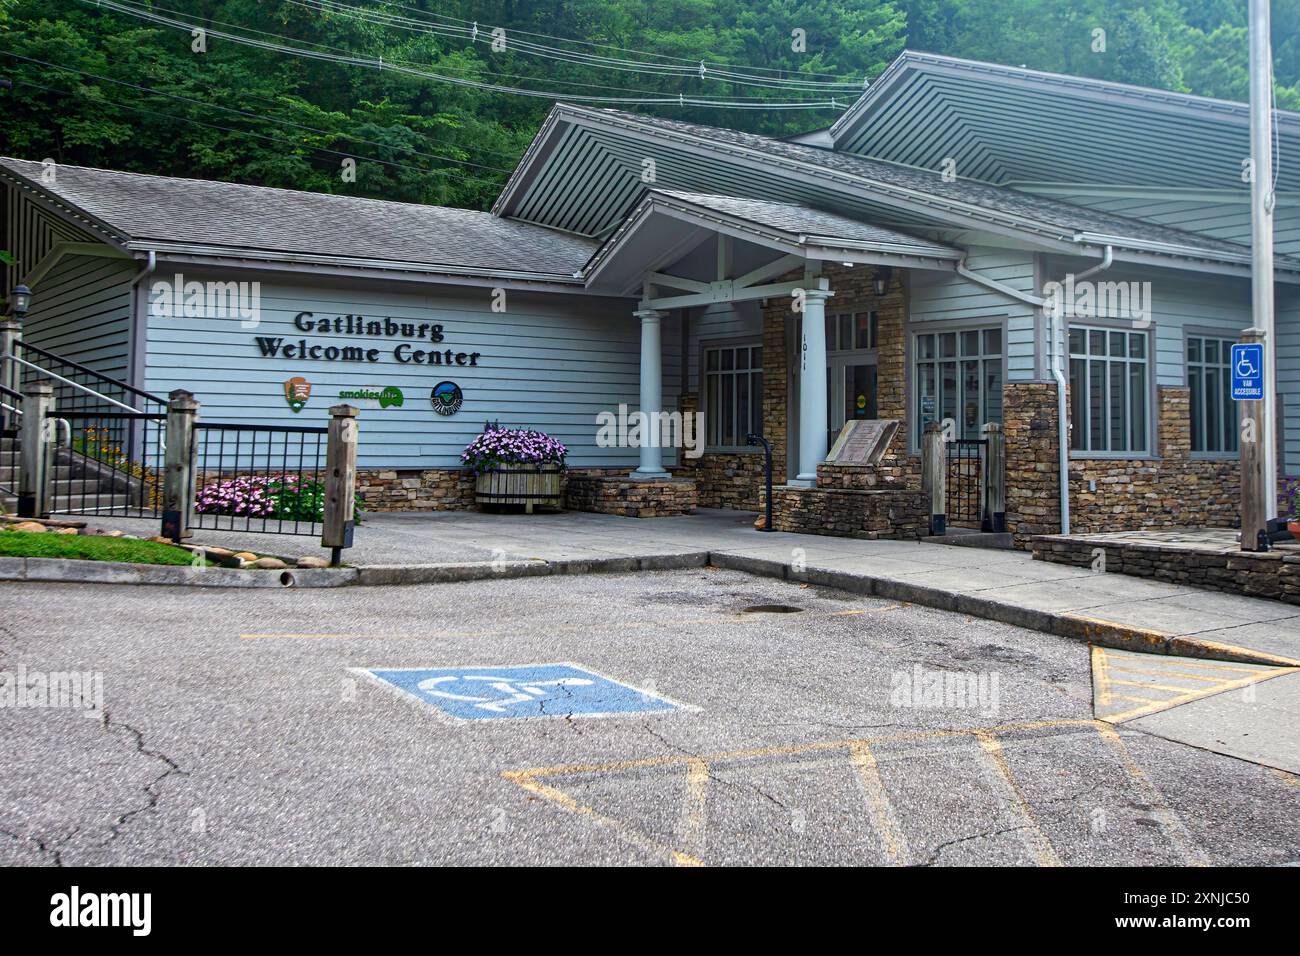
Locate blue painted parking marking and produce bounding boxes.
[1232,343,1264,401]
[357,663,686,722]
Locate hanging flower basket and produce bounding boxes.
[462,425,567,513]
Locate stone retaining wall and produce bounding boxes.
[761,483,928,539]
[564,475,698,518]
[1031,533,1300,604]
[356,466,625,512]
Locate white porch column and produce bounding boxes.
[632,307,669,479]
[794,285,834,486]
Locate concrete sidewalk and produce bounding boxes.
[63,507,1300,667]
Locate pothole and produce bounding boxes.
[740,604,804,614]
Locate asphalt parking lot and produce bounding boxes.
[1,569,1297,866]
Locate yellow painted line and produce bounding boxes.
[502,770,704,868]
[1102,667,1299,724]
[971,730,1062,868]
[508,719,1101,782]
[1106,666,1233,684]
[1270,768,1300,787]
[1112,657,1268,675]
[677,759,710,859]
[1094,724,1209,867]
[848,742,909,866]
[1091,645,1113,707]
[1110,678,1220,695]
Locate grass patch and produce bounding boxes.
[0,529,202,566]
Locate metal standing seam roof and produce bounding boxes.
[495,104,1277,270]
[828,51,1300,191]
[0,157,598,279]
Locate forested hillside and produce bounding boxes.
[1,0,1296,209]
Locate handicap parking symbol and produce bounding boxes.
[1231,343,1264,401]
[357,663,688,722]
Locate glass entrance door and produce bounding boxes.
[827,358,878,447]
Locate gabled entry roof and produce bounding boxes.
[493,103,1290,278]
[829,51,1300,191]
[0,157,597,282]
[584,190,961,296]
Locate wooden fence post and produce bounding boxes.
[982,421,1007,533]
[922,420,946,535]
[18,381,53,518]
[322,404,359,566]
[161,389,199,543]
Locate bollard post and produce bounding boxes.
[982,422,1006,533]
[18,381,53,518]
[161,389,199,543]
[922,420,946,535]
[322,404,359,566]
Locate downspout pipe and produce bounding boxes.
[957,246,1113,536]
[1049,246,1113,535]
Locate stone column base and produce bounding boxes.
[761,483,928,539]
[565,475,698,518]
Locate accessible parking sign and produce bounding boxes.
[1231,343,1264,401]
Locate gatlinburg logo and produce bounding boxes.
[431,381,463,416]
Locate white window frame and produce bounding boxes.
[1068,323,1152,457]
[701,340,763,453]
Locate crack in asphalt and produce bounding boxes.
[920,823,1035,867]
[640,722,792,813]
[96,711,188,849]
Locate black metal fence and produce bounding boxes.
[190,421,329,536]
[43,410,167,517]
[946,438,986,527]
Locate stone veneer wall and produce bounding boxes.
[1004,383,1241,546]
[564,475,698,518]
[761,483,928,539]
[1032,535,1300,605]
[356,466,626,512]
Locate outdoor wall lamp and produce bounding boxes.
[8,285,31,320]
[873,266,894,297]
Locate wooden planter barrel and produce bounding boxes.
[474,463,564,513]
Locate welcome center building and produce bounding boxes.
[5,52,1300,543]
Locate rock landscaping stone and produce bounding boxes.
[9,521,48,533]
[249,557,289,569]
[296,556,330,568]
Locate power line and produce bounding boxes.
[4,51,519,176]
[295,0,864,91]
[371,0,863,81]
[76,0,850,110]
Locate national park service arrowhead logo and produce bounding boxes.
[284,376,311,413]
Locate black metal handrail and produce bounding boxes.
[15,340,166,406]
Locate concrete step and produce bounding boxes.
[0,466,76,482]
[922,528,1015,550]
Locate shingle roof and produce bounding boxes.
[543,106,1258,258]
[0,157,596,277]
[652,190,961,257]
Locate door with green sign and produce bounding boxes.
[827,358,878,448]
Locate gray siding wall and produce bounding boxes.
[686,300,762,393]
[907,246,1037,380]
[1278,285,1300,474]
[24,252,136,381]
[1022,190,1300,258]
[142,269,679,469]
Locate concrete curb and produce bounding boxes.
[0,556,358,588]
[706,550,1299,667]
[5,549,1296,667]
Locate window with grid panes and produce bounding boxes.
[703,343,763,450]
